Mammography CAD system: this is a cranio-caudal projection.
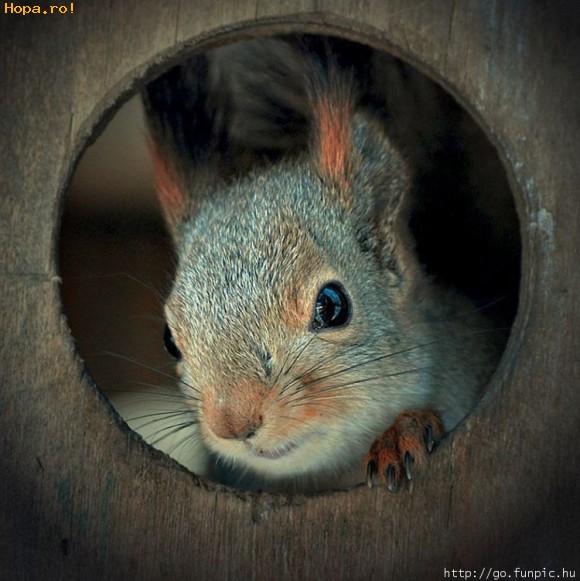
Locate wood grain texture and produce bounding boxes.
[1,1,579,579]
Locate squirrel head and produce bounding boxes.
[145,40,433,487]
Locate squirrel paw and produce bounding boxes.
[365,410,444,492]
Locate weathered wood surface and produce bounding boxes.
[1,1,579,578]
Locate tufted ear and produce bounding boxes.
[296,36,412,269]
[294,36,372,208]
[309,74,356,203]
[146,135,187,228]
[350,111,414,274]
[142,53,230,232]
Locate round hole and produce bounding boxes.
[59,33,521,494]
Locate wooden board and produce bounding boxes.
[1,1,579,578]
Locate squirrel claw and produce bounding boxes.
[366,459,377,488]
[386,465,400,493]
[404,451,414,480]
[425,424,435,452]
[364,410,444,492]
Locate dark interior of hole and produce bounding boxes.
[408,110,521,324]
[59,34,521,492]
[406,103,520,324]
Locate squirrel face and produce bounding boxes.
[162,159,434,483]
[140,39,503,490]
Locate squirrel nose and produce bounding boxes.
[204,379,267,441]
[210,414,263,441]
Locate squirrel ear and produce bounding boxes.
[147,136,187,227]
[297,35,373,209]
[349,112,414,272]
[142,53,230,231]
[309,84,356,205]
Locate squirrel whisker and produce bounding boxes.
[149,419,200,448]
[289,367,435,403]
[123,407,198,426]
[163,428,205,459]
[103,351,202,396]
[276,333,318,392]
[125,381,201,404]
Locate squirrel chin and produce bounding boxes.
[203,428,354,480]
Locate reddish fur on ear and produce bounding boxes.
[314,94,353,192]
[148,136,186,226]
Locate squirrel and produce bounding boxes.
[114,35,507,493]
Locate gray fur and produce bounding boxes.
[116,36,506,493]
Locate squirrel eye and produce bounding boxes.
[312,283,351,331]
[163,324,182,360]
